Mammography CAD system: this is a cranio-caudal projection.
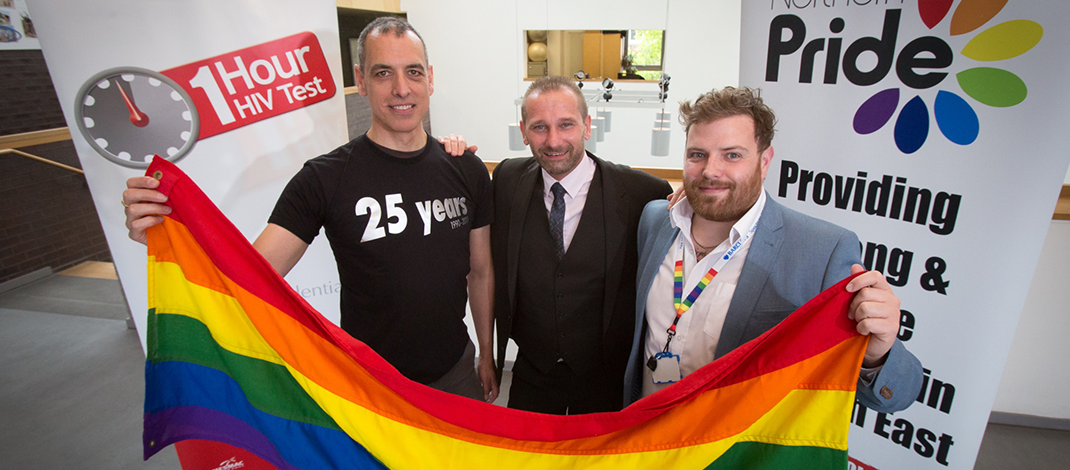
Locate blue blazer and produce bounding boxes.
[623,196,923,413]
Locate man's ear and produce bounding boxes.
[353,65,368,97]
[519,121,529,145]
[759,145,774,180]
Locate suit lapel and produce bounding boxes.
[715,196,785,358]
[594,155,628,336]
[507,161,541,312]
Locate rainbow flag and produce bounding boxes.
[143,157,867,469]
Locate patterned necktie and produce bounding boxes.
[549,182,567,259]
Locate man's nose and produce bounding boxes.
[546,127,565,147]
[392,75,409,97]
[702,158,724,179]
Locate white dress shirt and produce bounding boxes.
[541,155,596,253]
[642,191,767,397]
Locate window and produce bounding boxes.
[621,30,665,80]
[523,29,666,81]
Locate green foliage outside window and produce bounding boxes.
[626,30,663,80]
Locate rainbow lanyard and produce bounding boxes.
[662,219,758,353]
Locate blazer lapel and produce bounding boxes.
[637,216,679,331]
[594,155,628,336]
[715,196,785,358]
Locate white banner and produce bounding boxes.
[29,0,348,349]
[741,1,1070,468]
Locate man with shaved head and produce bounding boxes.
[123,17,498,402]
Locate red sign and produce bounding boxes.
[174,440,278,470]
[849,456,879,470]
[161,31,335,140]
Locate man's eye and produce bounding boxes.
[561,122,573,129]
[726,152,742,160]
[688,152,706,160]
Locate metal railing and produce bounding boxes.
[0,127,83,175]
[0,147,84,175]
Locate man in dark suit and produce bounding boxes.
[622,86,922,412]
[491,76,672,414]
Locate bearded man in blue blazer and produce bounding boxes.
[623,87,922,413]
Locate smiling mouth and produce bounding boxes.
[390,104,415,111]
[693,182,733,193]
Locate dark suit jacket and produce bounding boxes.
[491,153,673,382]
[623,196,923,412]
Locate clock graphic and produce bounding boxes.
[74,67,199,168]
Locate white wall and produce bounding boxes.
[402,0,740,364]
[992,220,1070,419]
[405,0,740,170]
[402,0,1070,421]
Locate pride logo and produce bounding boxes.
[853,0,1042,153]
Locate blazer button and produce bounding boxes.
[880,386,894,400]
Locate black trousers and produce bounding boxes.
[507,350,622,415]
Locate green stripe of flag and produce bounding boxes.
[148,309,342,431]
[704,441,847,469]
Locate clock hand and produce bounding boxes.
[115,79,150,127]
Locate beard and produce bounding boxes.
[533,143,585,178]
[684,166,764,223]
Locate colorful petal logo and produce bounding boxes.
[853,0,1042,153]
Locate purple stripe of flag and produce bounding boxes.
[144,406,296,470]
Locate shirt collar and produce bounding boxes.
[671,189,767,248]
[542,154,595,197]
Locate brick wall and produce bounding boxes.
[0,50,66,135]
[0,50,111,284]
[0,140,112,284]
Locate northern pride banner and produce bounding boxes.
[741,1,1070,468]
[28,0,349,353]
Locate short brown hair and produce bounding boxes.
[355,16,429,71]
[521,76,588,122]
[679,86,777,152]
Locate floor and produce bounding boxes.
[0,263,179,469]
[1,262,1068,469]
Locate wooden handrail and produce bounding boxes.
[1056,186,1070,221]
[0,148,84,175]
[0,127,72,149]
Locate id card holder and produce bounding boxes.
[650,351,682,384]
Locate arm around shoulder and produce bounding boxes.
[625,166,673,202]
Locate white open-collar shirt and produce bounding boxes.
[642,191,767,397]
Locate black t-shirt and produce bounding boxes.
[268,134,492,383]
